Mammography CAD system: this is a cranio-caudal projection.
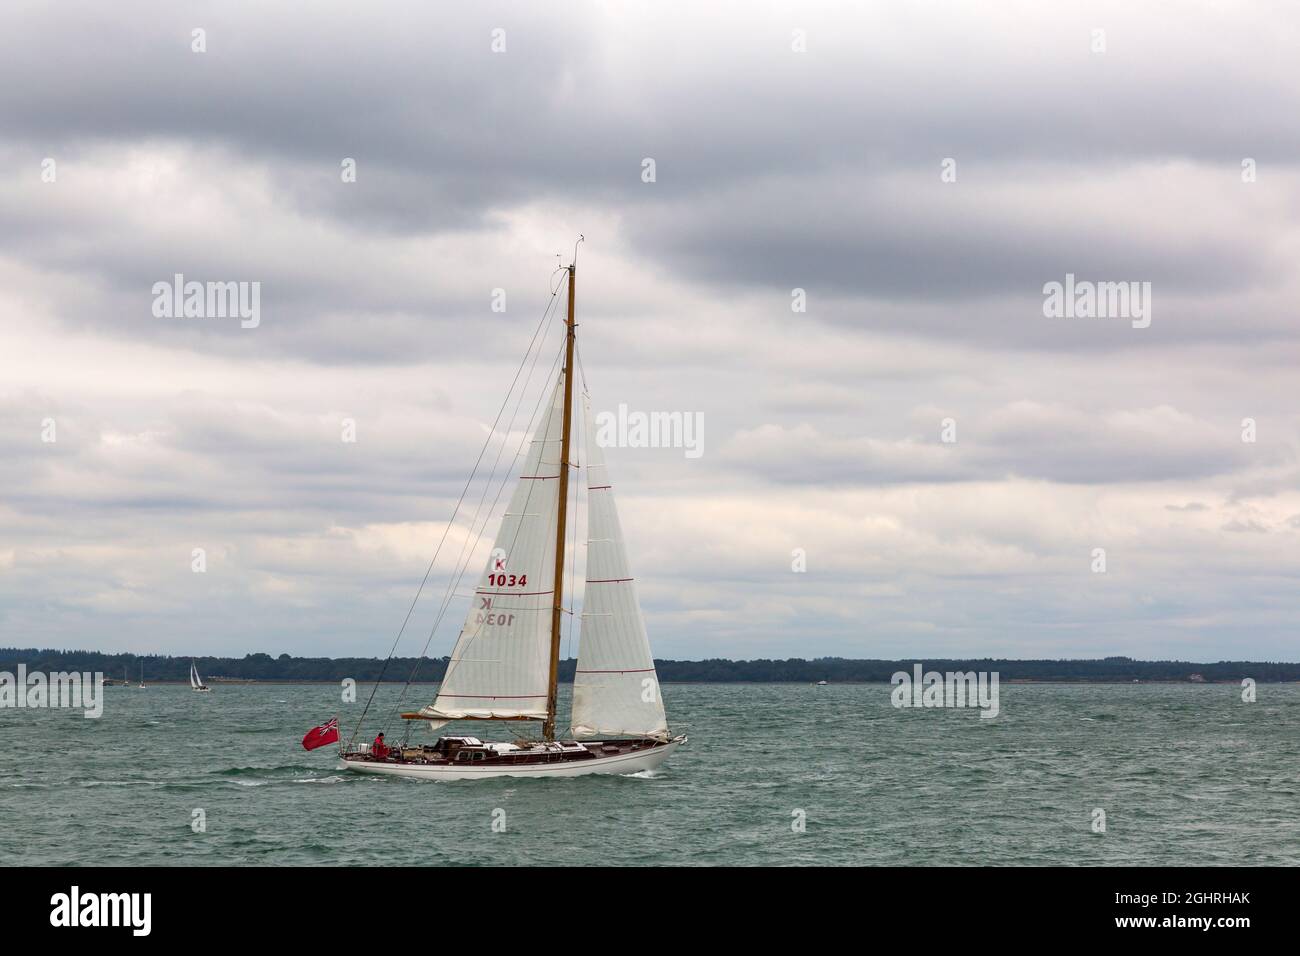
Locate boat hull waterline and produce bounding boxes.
[339,737,685,781]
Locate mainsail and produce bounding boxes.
[570,394,668,740]
[190,662,201,689]
[419,374,568,722]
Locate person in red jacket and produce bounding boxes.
[372,732,389,759]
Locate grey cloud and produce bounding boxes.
[3,1,1299,369]
[721,403,1290,486]
[3,1,1300,660]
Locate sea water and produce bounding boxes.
[2,682,1297,866]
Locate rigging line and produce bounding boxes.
[560,352,593,729]
[575,340,590,395]
[394,252,576,727]
[384,338,564,733]
[408,260,563,650]
[370,334,559,747]
[345,276,565,751]
[425,338,563,646]
[420,266,566,643]
[389,357,563,737]
[420,339,566,711]
[383,338,567,729]
[435,344,562,648]
[381,293,565,731]
[366,338,558,749]
[394,298,561,686]
[565,382,586,665]
[424,341,565,689]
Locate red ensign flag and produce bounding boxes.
[302,717,340,751]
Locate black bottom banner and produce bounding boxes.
[9,865,1283,941]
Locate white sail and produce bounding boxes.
[190,662,200,689]
[420,373,568,721]
[570,394,668,740]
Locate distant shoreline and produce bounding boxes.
[13,648,1300,684]
[103,677,1299,686]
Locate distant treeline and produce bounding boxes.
[1,649,1297,683]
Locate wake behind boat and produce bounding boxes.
[334,250,686,780]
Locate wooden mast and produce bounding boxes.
[543,263,577,740]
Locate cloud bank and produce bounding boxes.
[1,1,1298,660]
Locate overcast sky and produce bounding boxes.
[2,1,1298,662]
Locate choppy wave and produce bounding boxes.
[212,765,321,777]
[3,683,1298,866]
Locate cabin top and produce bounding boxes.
[438,736,587,755]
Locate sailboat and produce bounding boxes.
[190,660,211,692]
[339,256,686,780]
[137,662,145,689]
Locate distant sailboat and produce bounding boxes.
[339,253,686,780]
[190,660,211,692]
[138,662,146,689]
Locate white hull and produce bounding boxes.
[340,737,684,781]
